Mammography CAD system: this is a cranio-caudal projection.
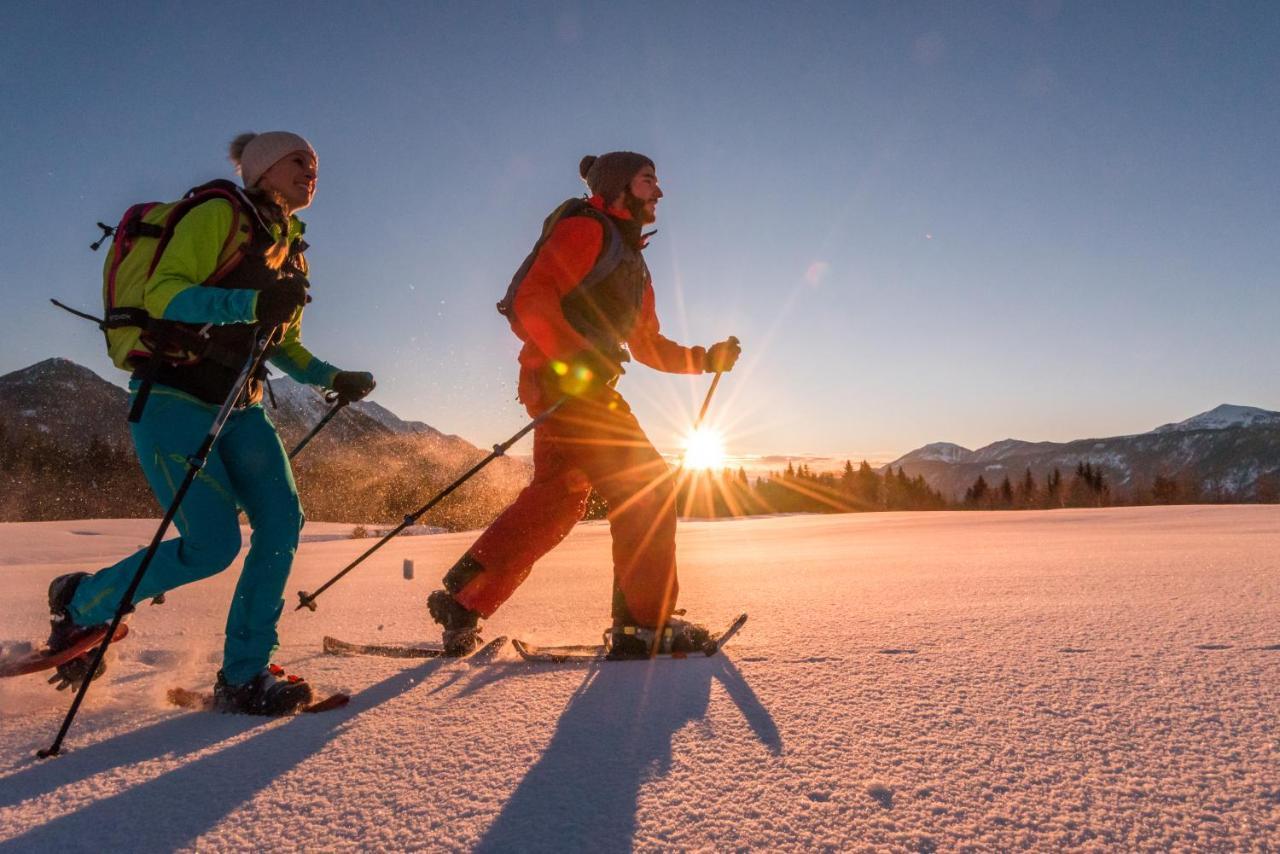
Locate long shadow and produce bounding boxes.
[0,658,447,852]
[0,709,269,810]
[475,656,780,854]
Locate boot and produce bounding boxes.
[213,664,313,715]
[46,572,110,688]
[427,589,483,656]
[605,617,713,660]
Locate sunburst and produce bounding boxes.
[682,426,727,471]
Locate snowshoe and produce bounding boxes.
[212,664,313,716]
[605,617,714,660]
[427,589,484,657]
[46,572,112,689]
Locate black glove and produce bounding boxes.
[255,274,310,327]
[704,336,741,373]
[332,371,376,402]
[548,349,622,397]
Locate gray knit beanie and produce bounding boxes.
[229,131,317,187]
[579,151,655,203]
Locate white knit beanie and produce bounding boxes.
[230,131,317,187]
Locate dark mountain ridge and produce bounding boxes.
[0,358,529,525]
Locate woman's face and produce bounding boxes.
[258,150,318,212]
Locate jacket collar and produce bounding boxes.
[588,195,647,249]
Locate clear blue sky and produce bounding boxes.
[2,1,1277,465]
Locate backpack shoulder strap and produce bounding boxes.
[570,205,624,295]
[497,198,625,317]
[144,181,264,281]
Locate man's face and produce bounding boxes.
[625,166,662,224]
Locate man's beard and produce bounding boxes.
[623,191,655,224]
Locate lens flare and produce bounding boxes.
[682,427,727,471]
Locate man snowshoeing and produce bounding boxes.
[427,151,741,659]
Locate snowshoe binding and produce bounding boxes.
[605,617,714,660]
[46,572,113,690]
[213,664,313,716]
[427,589,484,657]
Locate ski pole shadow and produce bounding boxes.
[0,708,270,811]
[0,658,447,852]
[475,655,780,854]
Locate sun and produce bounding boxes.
[682,426,727,471]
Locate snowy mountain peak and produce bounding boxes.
[355,399,445,438]
[1152,404,1280,434]
[1,357,106,390]
[914,442,973,462]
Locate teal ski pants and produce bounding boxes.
[69,385,304,685]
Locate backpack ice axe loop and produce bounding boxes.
[295,397,568,612]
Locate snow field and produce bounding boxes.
[0,506,1277,851]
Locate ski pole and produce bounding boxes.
[296,397,567,612]
[695,372,722,430]
[38,327,279,759]
[289,392,348,459]
[693,336,736,430]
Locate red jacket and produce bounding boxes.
[511,196,706,375]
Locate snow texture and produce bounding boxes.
[1,507,1277,851]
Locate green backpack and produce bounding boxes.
[93,179,265,371]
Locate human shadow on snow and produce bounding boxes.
[475,656,780,854]
[0,658,448,852]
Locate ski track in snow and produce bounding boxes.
[1,507,1278,851]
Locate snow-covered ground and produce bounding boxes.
[1,507,1277,851]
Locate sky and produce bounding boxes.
[2,1,1277,467]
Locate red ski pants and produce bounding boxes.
[449,375,679,627]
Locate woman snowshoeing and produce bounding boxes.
[46,132,375,714]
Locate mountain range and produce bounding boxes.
[886,404,1280,501]
[4,358,1279,520]
[0,358,530,525]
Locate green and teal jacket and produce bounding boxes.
[141,197,339,405]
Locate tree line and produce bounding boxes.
[663,458,1280,518]
[670,460,947,519]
